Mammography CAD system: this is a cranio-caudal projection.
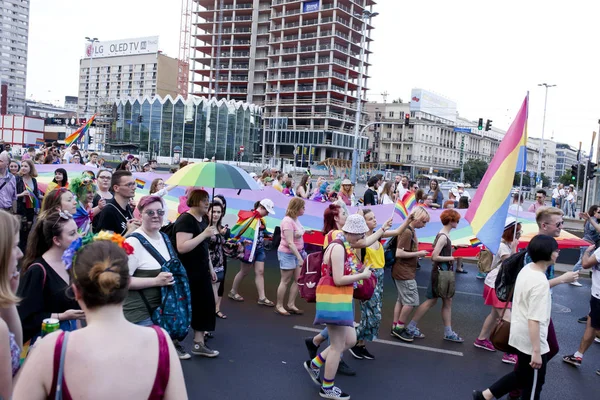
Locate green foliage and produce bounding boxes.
[462,159,489,186]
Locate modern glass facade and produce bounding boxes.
[114,95,262,160]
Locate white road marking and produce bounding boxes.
[293,325,464,357]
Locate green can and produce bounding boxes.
[41,318,60,337]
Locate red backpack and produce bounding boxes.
[298,234,343,303]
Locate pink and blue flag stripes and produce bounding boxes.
[465,95,529,254]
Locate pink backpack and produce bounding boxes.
[298,236,342,303]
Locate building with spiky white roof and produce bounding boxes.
[113,95,262,162]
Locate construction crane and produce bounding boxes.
[177,0,193,99]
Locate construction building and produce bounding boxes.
[191,0,375,163]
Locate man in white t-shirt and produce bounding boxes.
[85,152,100,168]
[63,145,78,164]
[457,183,470,201]
[508,193,524,212]
[551,184,562,208]
[562,244,600,374]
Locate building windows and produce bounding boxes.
[388,111,394,118]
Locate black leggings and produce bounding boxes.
[489,350,548,400]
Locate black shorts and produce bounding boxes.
[589,296,600,330]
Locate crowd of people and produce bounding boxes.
[0,146,599,399]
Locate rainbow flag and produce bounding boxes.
[402,191,417,212]
[35,138,45,147]
[65,114,96,146]
[229,210,266,263]
[135,178,146,189]
[465,95,528,254]
[469,237,482,247]
[394,198,408,219]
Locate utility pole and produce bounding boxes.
[536,83,556,187]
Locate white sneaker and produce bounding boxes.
[570,281,583,287]
[594,337,600,344]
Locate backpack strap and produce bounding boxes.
[129,232,167,266]
[29,262,47,288]
[159,231,177,260]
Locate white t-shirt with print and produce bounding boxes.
[125,229,171,276]
[485,242,511,288]
[508,263,552,355]
[589,248,600,300]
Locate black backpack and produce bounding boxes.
[494,250,527,302]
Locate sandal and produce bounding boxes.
[228,291,244,302]
[287,307,304,315]
[257,298,275,307]
[274,307,291,316]
[215,311,227,319]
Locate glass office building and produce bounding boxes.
[114,95,262,160]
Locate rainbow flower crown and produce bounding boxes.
[62,231,134,272]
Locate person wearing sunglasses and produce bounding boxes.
[123,195,192,360]
[528,189,547,213]
[17,211,84,345]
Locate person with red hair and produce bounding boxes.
[402,209,464,342]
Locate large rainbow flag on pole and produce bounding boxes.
[65,115,96,146]
[465,95,529,254]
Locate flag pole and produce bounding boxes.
[514,92,529,243]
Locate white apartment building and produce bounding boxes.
[527,136,557,183]
[0,0,29,115]
[78,36,179,116]
[365,95,505,178]
[555,143,579,180]
[192,0,375,163]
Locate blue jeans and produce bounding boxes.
[552,198,556,207]
[573,246,589,272]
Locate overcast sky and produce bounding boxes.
[28,0,599,153]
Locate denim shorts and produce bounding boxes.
[278,250,306,270]
[136,317,154,327]
[254,246,266,263]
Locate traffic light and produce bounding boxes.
[365,149,371,162]
[587,161,597,180]
[138,115,143,123]
[571,164,578,180]
[485,119,492,131]
[404,113,410,126]
[478,118,483,130]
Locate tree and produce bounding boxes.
[558,168,584,188]
[462,159,489,186]
[541,173,551,188]
[513,173,531,187]
[392,97,403,104]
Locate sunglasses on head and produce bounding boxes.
[52,210,72,229]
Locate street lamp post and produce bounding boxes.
[350,10,378,185]
[272,89,280,168]
[536,83,556,187]
[85,36,99,151]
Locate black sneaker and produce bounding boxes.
[337,359,356,376]
[472,390,485,400]
[348,345,364,360]
[173,340,191,360]
[361,346,375,360]
[319,386,350,399]
[563,354,582,367]
[303,360,321,386]
[392,327,414,342]
[305,337,319,360]
[191,342,219,358]
[578,316,588,324]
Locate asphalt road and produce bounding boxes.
[179,252,598,400]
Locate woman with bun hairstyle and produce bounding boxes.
[13,235,187,399]
[17,211,84,343]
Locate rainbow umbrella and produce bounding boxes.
[166,162,260,191]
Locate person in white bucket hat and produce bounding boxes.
[229,198,275,306]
